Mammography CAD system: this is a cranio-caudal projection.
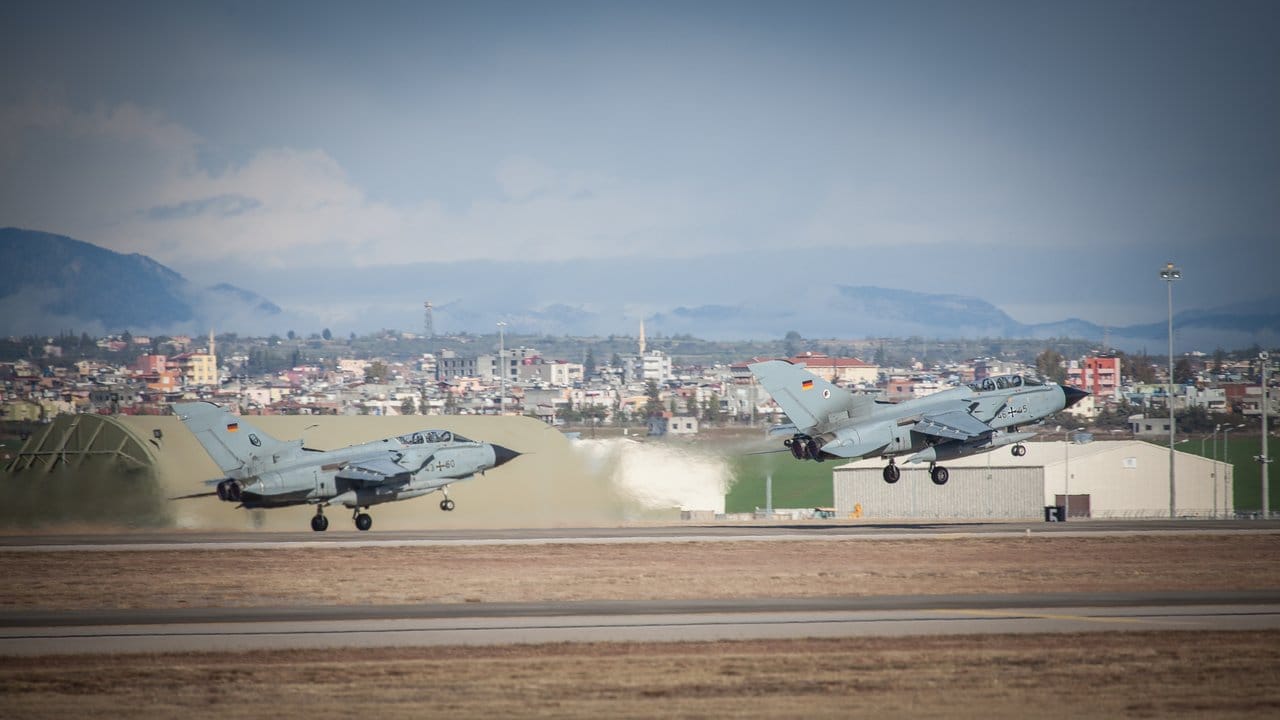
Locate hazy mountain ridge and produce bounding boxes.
[1,227,1276,351]
[0,228,284,337]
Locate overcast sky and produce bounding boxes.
[2,0,1277,332]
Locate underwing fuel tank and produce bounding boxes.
[906,431,1036,465]
[905,443,968,465]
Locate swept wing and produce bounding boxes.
[912,409,994,441]
[335,456,416,485]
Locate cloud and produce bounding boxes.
[0,97,748,272]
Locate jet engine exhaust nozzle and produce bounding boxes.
[215,479,242,503]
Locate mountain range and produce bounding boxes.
[1,227,1277,352]
[0,228,281,337]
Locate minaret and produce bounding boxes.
[639,318,646,355]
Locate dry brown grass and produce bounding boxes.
[2,632,1279,719]
[1,534,1278,610]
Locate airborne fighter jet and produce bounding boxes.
[173,401,520,531]
[749,360,1088,485]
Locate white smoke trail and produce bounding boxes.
[571,438,729,515]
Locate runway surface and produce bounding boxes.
[4,518,1279,552]
[3,592,1278,655]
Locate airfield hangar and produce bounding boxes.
[832,440,1231,520]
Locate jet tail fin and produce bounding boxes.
[171,402,292,475]
[748,360,873,433]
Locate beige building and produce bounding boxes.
[834,440,1229,520]
[788,353,879,385]
[172,353,218,386]
[170,333,219,387]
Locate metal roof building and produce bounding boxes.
[833,440,1230,520]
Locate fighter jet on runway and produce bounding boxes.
[173,401,520,531]
[749,360,1088,485]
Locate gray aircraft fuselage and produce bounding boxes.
[748,360,1088,485]
[174,402,519,531]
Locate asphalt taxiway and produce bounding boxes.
[3,592,1278,655]
[3,518,1278,552]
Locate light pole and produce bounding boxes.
[496,321,507,416]
[1212,424,1221,518]
[1261,351,1271,518]
[1161,261,1181,518]
[1219,424,1244,518]
[1063,426,1083,520]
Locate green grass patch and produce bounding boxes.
[725,451,834,513]
[1150,435,1273,512]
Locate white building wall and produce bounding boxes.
[834,466,1043,519]
[832,440,1229,520]
[1049,441,1230,518]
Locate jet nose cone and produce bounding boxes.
[1063,386,1090,408]
[491,444,521,468]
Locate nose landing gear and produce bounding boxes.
[882,459,900,484]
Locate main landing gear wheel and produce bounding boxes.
[354,512,373,531]
[930,465,950,486]
[882,464,901,484]
[440,498,456,512]
[1011,444,1027,457]
[310,513,329,532]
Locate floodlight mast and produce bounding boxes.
[1160,262,1181,518]
[1262,351,1271,518]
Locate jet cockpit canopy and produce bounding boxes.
[398,430,472,445]
[966,374,1044,392]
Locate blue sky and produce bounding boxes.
[2,1,1277,335]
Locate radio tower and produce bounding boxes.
[423,301,435,338]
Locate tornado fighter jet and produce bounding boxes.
[172,401,520,531]
[749,360,1088,485]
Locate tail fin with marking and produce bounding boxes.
[748,360,874,433]
[171,402,292,475]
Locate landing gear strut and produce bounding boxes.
[440,487,455,512]
[353,508,373,531]
[310,506,329,532]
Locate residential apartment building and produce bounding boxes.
[637,350,672,383]
[1068,355,1121,399]
[170,352,218,386]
